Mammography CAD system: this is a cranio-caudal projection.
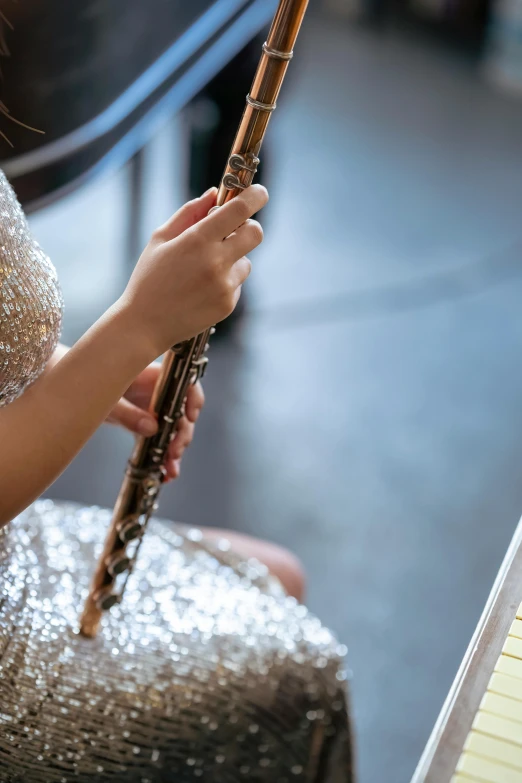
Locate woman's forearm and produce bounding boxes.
[45,342,70,371]
[0,301,156,527]
[0,185,269,528]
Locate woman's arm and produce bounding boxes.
[0,303,155,525]
[45,342,69,372]
[46,342,205,482]
[0,185,267,527]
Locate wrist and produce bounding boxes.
[109,295,163,368]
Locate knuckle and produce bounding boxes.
[219,267,232,293]
[220,275,235,298]
[236,256,251,281]
[209,266,229,298]
[219,280,236,312]
[204,256,222,284]
[151,226,166,244]
[251,184,269,209]
[224,297,237,317]
[248,220,264,245]
[185,225,205,250]
[235,197,252,222]
[257,184,269,201]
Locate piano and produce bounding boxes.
[412,520,522,782]
[0,0,277,212]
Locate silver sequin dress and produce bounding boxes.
[0,170,353,782]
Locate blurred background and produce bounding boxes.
[3,0,522,779]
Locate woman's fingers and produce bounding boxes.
[165,404,200,477]
[168,416,194,460]
[185,382,205,423]
[156,188,218,241]
[165,458,181,482]
[108,398,158,438]
[201,184,268,241]
[124,362,162,407]
[224,219,264,260]
[230,256,252,289]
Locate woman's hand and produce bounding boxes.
[106,363,205,481]
[0,186,265,524]
[119,184,268,359]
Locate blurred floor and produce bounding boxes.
[30,11,522,783]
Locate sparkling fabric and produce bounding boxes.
[0,172,353,781]
[0,170,63,407]
[0,502,352,782]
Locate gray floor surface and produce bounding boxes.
[29,12,522,783]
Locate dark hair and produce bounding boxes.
[0,8,42,145]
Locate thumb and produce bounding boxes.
[157,187,217,241]
[109,398,158,438]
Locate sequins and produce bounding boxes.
[0,166,352,780]
[0,502,352,781]
[0,171,63,407]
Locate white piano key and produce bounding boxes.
[489,672,522,703]
[458,751,522,782]
[465,731,522,770]
[481,691,522,724]
[473,710,522,747]
[503,637,522,661]
[508,619,522,640]
[495,655,522,681]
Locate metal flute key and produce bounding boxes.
[80,0,309,638]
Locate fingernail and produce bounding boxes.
[202,187,215,197]
[138,418,157,437]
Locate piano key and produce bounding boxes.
[495,655,522,681]
[452,775,487,783]
[488,672,522,702]
[503,637,522,661]
[473,710,522,747]
[465,731,522,769]
[480,691,522,724]
[516,603,522,621]
[509,619,522,640]
[457,751,522,782]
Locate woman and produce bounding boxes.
[0,167,352,780]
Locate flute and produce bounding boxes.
[80,0,309,638]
